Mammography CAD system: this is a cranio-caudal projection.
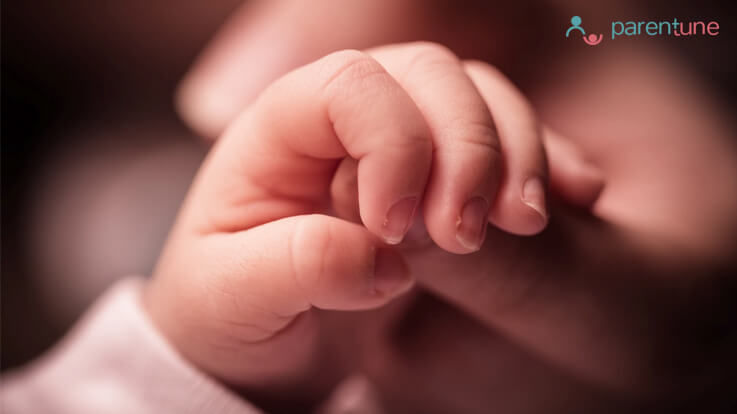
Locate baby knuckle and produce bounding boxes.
[399,42,459,80]
[406,41,459,65]
[319,49,388,93]
[289,215,333,293]
[454,118,501,150]
[463,59,501,76]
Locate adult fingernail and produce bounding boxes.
[373,249,411,295]
[382,196,418,245]
[456,196,489,251]
[522,177,548,225]
[402,209,433,248]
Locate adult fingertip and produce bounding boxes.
[175,78,234,140]
[576,161,607,206]
[372,248,413,297]
[543,127,606,209]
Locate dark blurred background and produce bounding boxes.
[2,0,736,372]
[1,0,242,370]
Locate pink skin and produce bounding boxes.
[145,43,606,412]
[15,2,735,411]
[152,1,736,412]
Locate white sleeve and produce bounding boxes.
[0,278,264,414]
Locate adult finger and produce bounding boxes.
[331,156,361,223]
[402,214,675,395]
[543,127,606,208]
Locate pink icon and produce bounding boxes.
[582,33,603,46]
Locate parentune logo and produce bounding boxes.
[566,16,720,47]
[566,16,603,46]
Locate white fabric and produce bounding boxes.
[0,278,263,414]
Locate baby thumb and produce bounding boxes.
[146,214,412,387]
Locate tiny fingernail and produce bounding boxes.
[373,249,411,295]
[456,196,489,252]
[382,196,418,244]
[522,177,548,223]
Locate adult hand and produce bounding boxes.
[347,49,737,414]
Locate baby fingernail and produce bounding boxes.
[373,249,411,295]
[382,196,418,244]
[522,177,548,225]
[456,196,489,252]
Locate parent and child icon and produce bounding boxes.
[567,16,603,46]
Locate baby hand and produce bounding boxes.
[144,42,602,410]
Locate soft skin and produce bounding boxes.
[152,1,737,412]
[145,42,605,412]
